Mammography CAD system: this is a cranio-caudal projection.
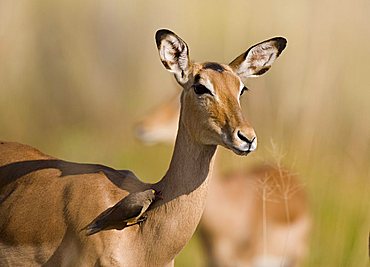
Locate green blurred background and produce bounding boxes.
[0,0,369,266]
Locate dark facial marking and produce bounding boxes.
[193,84,212,95]
[193,74,201,84]
[203,62,225,73]
[192,74,212,95]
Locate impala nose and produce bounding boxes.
[237,130,254,143]
[236,130,257,152]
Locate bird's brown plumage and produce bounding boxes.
[83,189,157,235]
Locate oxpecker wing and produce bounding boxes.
[83,189,158,236]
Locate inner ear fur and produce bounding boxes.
[229,37,287,79]
[156,29,191,85]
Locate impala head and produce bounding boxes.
[156,29,286,155]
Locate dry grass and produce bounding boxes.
[252,143,308,267]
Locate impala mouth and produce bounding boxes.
[222,136,257,156]
[230,146,252,156]
[222,141,252,156]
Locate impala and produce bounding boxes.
[201,166,310,267]
[0,29,286,266]
[135,79,310,267]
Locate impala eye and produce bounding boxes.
[240,86,248,96]
[193,84,212,95]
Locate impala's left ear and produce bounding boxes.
[156,29,191,85]
[229,37,287,79]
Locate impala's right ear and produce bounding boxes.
[156,29,191,85]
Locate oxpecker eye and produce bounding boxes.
[240,86,248,96]
[193,84,212,95]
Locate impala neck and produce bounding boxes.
[155,117,217,204]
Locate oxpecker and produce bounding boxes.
[83,189,160,235]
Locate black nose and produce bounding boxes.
[237,131,255,144]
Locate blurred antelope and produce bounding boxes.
[135,86,310,266]
[0,29,287,266]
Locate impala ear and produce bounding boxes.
[156,29,191,85]
[229,37,287,79]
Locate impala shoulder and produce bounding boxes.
[65,177,130,227]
